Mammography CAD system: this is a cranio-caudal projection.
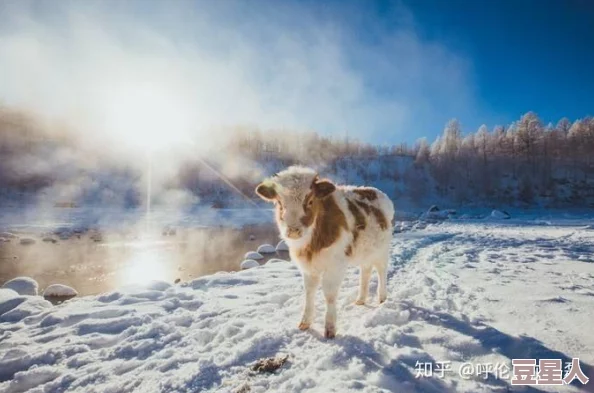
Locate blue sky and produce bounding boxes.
[402,0,594,132]
[0,0,592,146]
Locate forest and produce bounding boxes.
[1,107,593,208]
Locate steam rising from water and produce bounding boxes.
[0,1,485,285]
[0,0,481,145]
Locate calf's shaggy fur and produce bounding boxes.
[255,166,394,338]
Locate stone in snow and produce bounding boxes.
[19,238,36,245]
[265,258,289,265]
[257,244,276,254]
[43,284,78,297]
[0,288,19,302]
[241,259,260,269]
[491,210,511,219]
[2,277,39,296]
[275,240,289,252]
[244,251,264,260]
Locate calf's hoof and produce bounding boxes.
[379,295,387,304]
[324,326,336,339]
[298,322,310,330]
[355,298,365,305]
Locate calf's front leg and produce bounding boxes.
[375,261,388,303]
[322,265,346,338]
[299,273,320,330]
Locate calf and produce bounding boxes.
[255,166,394,338]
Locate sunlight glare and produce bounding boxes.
[102,84,193,151]
[121,250,173,286]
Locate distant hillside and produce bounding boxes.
[1,107,593,210]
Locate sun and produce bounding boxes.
[101,84,192,151]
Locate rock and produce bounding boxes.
[275,240,289,252]
[241,259,260,269]
[2,277,39,296]
[491,210,511,220]
[43,284,78,297]
[266,258,288,265]
[0,232,17,239]
[55,228,73,240]
[257,244,276,254]
[42,237,58,244]
[0,288,19,302]
[90,232,103,242]
[162,226,177,236]
[144,281,172,291]
[19,238,36,245]
[420,206,455,222]
[249,235,256,241]
[244,251,263,260]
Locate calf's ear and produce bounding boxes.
[312,179,336,199]
[255,182,277,201]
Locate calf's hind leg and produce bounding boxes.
[355,265,372,305]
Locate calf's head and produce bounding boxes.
[255,167,336,241]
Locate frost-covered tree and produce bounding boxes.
[415,137,431,166]
[476,124,490,169]
[516,112,543,170]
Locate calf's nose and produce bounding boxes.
[286,226,302,239]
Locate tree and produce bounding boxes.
[441,119,462,159]
[556,118,572,136]
[415,138,431,166]
[476,124,490,169]
[516,112,543,172]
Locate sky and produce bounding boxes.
[0,0,592,146]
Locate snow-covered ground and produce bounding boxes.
[1,217,594,392]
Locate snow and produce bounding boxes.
[240,259,260,270]
[2,277,39,296]
[275,240,289,252]
[244,251,264,260]
[257,244,276,254]
[43,284,78,298]
[0,216,593,392]
[0,296,52,323]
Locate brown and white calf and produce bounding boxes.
[255,166,394,338]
